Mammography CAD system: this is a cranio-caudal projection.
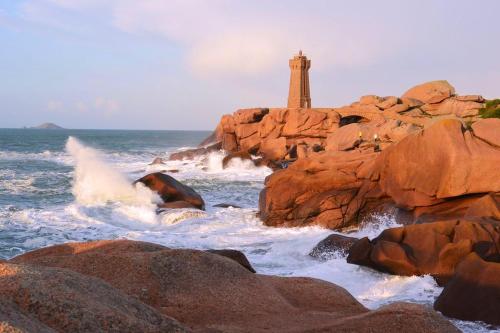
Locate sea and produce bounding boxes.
[0,128,496,333]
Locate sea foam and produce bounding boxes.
[65,136,161,206]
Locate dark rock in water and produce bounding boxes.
[169,142,221,161]
[309,234,359,260]
[150,157,166,165]
[0,259,187,333]
[222,151,253,169]
[135,172,205,210]
[347,219,500,285]
[213,203,242,208]
[157,201,199,210]
[434,253,500,325]
[206,249,256,273]
[11,240,459,333]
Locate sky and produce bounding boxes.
[0,0,499,130]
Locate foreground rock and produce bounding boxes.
[11,240,459,333]
[434,253,500,325]
[135,172,205,210]
[206,249,256,273]
[0,260,187,333]
[259,118,500,229]
[347,220,500,285]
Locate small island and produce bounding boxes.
[30,122,64,129]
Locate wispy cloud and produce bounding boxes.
[14,0,394,77]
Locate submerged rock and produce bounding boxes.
[169,142,221,161]
[213,203,242,208]
[309,234,359,260]
[11,240,458,333]
[434,253,500,325]
[222,151,257,169]
[135,172,205,210]
[149,157,165,165]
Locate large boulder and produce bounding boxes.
[347,220,500,285]
[259,150,384,229]
[259,118,500,229]
[11,240,458,333]
[135,173,205,210]
[0,260,187,333]
[372,119,500,208]
[401,80,455,104]
[434,253,500,325]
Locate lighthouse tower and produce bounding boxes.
[287,50,311,108]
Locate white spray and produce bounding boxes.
[65,136,161,206]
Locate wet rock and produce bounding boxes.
[157,201,199,210]
[169,142,221,161]
[434,253,500,325]
[11,240,458,333]
[222,151,254,169]
[135,173,205,210]
[309,234,359,260]
[206,249,256,273]
[149,157,165,165]
[213,203,242,208]
[347,220,500,285]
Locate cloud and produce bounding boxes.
[15,0,393,77]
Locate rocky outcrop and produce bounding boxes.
[309,234,359,260]
[10,240,459,333]
[0,260,188,333]
[259,149,383,229]
[434,253,500,325]
[168,142,221,161]
[170,81,489,166]
[259,118,500,229]
[135,173,205,210]
[347,220,500,285]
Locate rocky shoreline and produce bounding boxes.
[2,80,498,332]
[2,240,459,333]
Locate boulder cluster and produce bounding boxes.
[1,240,459,333]
[208,80,488,162]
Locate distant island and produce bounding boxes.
[30,122,64,129]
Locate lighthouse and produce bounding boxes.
[287,50,311,108]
